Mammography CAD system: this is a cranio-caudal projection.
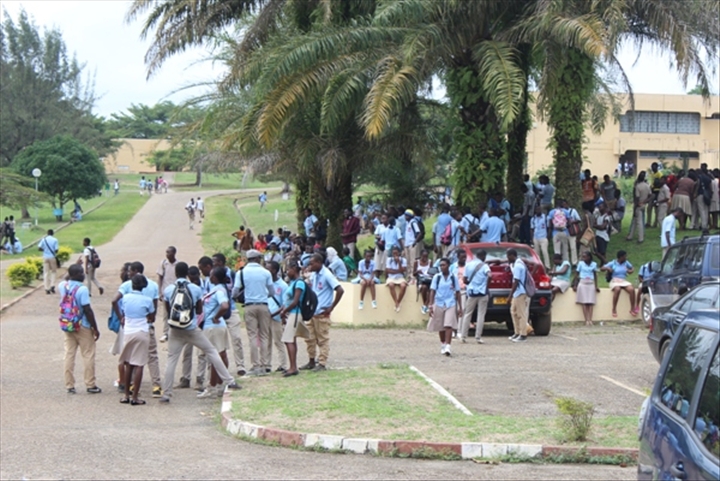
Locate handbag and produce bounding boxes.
[567,220,581,237]
[580,228,595,247]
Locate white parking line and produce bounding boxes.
[409,365,473,416]
[599,375,646,397]
[553,333,578,341]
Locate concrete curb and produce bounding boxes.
[219,391,638,461]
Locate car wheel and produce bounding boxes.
[660,339,671,361]
[533,313,552,336]
[640,295,652,327]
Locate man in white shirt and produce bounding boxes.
[196,197,205,220]
[38,229,59,294]
[661,208,682,256]
[81,237,104,296]
[403,209,423,272]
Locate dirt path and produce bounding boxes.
[0,188,633,480]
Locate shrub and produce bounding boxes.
[25,256,44,279]
[56,246,73,265]
[7,262,39,288]
[555,396,595,442]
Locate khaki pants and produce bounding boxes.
[226,311,245,372]
[459,295,489,340]
[552,232,570,263]
[147,325,161,387]
[43,257,58,291]
[646,193,658,226]
[626,206,645,242]
[511,294,530,336]
[162,328,233,398]
[269,321,287,370]
[692,197,709,230]
[534,237,551,269]
[64,326,96,389]
[85,265,103,296]
[160,301,171,338]
[343,242,356,259]
[305,315,331,366]
[244,304,271,370]
[657,203,668,226]
[404,244,421,275]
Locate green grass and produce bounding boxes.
[231,364,638,448]
[172,172,283,191]
[201,194,247,253]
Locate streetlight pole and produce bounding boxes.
[32,168,42,226]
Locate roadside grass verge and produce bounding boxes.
[230,364,637,448]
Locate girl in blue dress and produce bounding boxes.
[573,251,599,326]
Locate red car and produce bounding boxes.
[456,242,553,336]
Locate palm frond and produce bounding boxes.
[362,56,418,139]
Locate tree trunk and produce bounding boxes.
[20,206,30,219]
[294,175,311,233]
[505,44,532,210]
[446,65,506,208]
[315,168,353,251]
[195,163,202,187]
[548,49,594,210]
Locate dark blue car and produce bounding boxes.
[638,312,720,480]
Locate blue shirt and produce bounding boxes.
[541,183,555,205]
[39,235,59,259]
[163,279,204,330]
[382,226,402,251]
[511,261,527,297]
[437,213,452,237]
[202,285,229,329]
[638,262,653,280]
[235,262,274,304]
[328,257,348,281]
[576,262,598,280]
[604,260,633,279]
[431,273,460,308]
[530,214,548,240]
[284,279,306,314]
[268,278,288,321]
[547,208,569,236]
[464,260,491,296]
[357,259,375,280]
[300,252,312,268]
[303,214,318,235]
[310,266,340,315]
[58,280,91,328]
[119,278,160,300]
[554,261,572,282]
[122,291,155,333]
[480,217,506,243]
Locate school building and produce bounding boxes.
[102,138,172,174]
[526,93,720,177]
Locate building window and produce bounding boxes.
[639,151,699,159]
[620,111,700,134]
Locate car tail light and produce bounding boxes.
[536,274,551,289]
[538,296,548,307]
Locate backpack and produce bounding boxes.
[432,272,456,291]
[59,282,82,332]
[412,218,426,242]
[440,223,453,246]
[222,268,235,319]
[520,262,537,297]
[88,248,101,269]
[552,209,568,229]
[168,281,195,329]
[295,280,318,321]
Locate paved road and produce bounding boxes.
[0,189,635,480]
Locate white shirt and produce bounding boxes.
[196,199,204,210]
[661,214,676,248]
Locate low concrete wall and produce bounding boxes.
[331,282,639,326]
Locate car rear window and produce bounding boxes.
[695,346,719,459]
[660,326,717,421]
[470,247,535,263]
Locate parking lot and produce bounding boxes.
[331,321,658,418]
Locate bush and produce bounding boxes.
[24,256,44,279]
[56,246,73,265]
[555,396,595,442]
[7,262,39,288]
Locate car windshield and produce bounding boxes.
[469,247,536,263]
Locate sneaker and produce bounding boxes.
[159,396,170,403]
[67,387,76,394]
[444,345,451,357]
[197,388,215,399]
[358,301,364,310]
[236,369,246,376]
[476,338,484,344]
[513,335,528,343]
[50,286,55,294]
[159,335,168,343]
[86,386,102,394]
[152,386,162,398]
[394,306,400,313]
[508,334,519,340]
[46,290,52,295]
[247,368,267,377]
[275,366,287,373]
[117,384,125,392]
[299,361,316,371]
[225,382,242,391]
[440,343,446,354]
[459,336,466,343]
[175,378,190,389]
[312,364,327,372]
[194,384,204,392]
[371,300,377,309]
[113,379,120,387]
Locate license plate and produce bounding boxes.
[493,297,509,305]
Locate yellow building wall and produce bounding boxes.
[527,94,720,177]
[103,138,172,174]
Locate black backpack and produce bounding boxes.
[412,218,426,242]
[295,280,318,321]
[88,248,101,269]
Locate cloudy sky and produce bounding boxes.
[2,1,717,118]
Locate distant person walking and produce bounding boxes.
[139,176,146,195]
[258,191,268,211]
[81,237,104,296]
[114,179,120,196]
[196,197,205,221]
[186,199,196,229]
[60,264,102,394]
[39,229,59,295]
[427,257,462,356]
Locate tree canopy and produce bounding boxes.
[11,136,106,213]
[105,101,204,139]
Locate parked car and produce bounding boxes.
[639,234,720,325]
[637,312,719,480]
[647,281,720,363]
[456,242,553,335]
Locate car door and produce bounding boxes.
[667,286,720,336]
[656,246,682,298]
[641,325,718,481]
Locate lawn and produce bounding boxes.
[172,172,283,191]
[230,364,638,448]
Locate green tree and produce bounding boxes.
[105,101,202,139]
[0,9,114,167]
[0,169,50,209]
[11,136,106,220]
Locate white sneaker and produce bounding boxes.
[358,301,364,310]
[459,336,466,343]
[371,300,377,309]
[395,306,400,313]
[444,344,451,356]
[421,305,428,315]
[197,388,215,399]
[440,343,446,354]
[477,338,484,344]
[159,335,168,343]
